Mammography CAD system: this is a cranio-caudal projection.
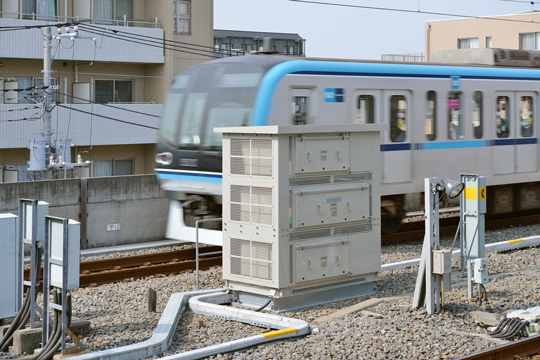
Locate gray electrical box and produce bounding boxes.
[217,124,386,312]
[0,214,19,320]
[47,218,81,290]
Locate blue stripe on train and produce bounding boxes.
[156,171,223,183]
[386,138,537,151]
[252,60,540,126]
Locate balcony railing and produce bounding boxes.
[0,12,161,28]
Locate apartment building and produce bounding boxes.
[0,0,213,181]
[425,11,540,61]
[214,29,305,57]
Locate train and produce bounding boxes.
[155,49,540,245]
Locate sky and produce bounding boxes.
[214,0,535,60]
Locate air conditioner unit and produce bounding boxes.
[4,79,18,104]
[6,165,14,170]
[73,83,91,104]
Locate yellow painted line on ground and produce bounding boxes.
[508,238,525,244]
[260,328,296,339]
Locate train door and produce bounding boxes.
[382,90,412,183]
[493,92,537,174]
[515,92,537,173]
[493,92,514,174]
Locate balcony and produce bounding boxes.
[0,103,162,148]
[0,17,164,63]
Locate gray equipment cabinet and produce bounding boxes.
[216,124,386,312]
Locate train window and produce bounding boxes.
[448,92,463,140]
[425,91,436,141]
[496,96,510,138]
[161,73,191,146]
[472,91,483,139]
[520,96,533,137]
[202,64,263,151]
[390,95,407,142]
[293,96,308,125]
[178,66,219,149]
[356,95,374,124]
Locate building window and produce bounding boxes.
[425,91,436,141]
[174,0,191,34]
[520,96,533,137]
[356,95,375,124]
[23,0,57,19]
[390,95,407,142]
[95,0,133,25]
[486,36,492,48]
[240,44,253,53]
[496,96,510,138]
[473,91,483,139]
[458,38,479,49]
[94,159,133,177]
[448,92,463,140]
[519,33,540,50]
[95,80,133,103]
[292,96,308,125]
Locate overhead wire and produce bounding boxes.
[54,70,173,79]
[53,91,160,118]
[79,23,220,51]
[75,24,227,59]
[288,0,540,24]
[54,104,159,130]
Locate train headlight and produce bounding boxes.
[439,177,465,199]
[155,152,173,166]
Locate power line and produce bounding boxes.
[53,91,161,118]
[55,104,159,130]
[54,70,174,79]
[0,21,74,30]
[75,24,225,59]
[79,23,219,52]
[289,0,540,24]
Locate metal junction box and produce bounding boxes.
[0,214,19,320]
[216,124,386,312]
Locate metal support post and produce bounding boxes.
[195,218,222,290]
[19,200,43,329]
[412,178,443,314]
[460,174,487,274]
[43,216,82,354]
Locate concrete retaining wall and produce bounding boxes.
[0,175,168,249]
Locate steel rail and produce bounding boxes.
[79,256,223,287]
[382,212,540,244]
[455,334,540,360]
[79,245,222,272]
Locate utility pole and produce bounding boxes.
[42,26,53,179]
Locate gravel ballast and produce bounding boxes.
[15,223,540,359]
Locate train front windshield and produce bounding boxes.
[160,63,264,152]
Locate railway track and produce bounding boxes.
[381,211,540,244]
[23,212,540,288]
[25,246,223,288]
[456,334,540,360]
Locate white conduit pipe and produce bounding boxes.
[69,290,309,360]
[68,289,222,360]
[160,292,310,360]
[381,235,540,273]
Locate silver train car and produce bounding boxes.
[155,50,540,244]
